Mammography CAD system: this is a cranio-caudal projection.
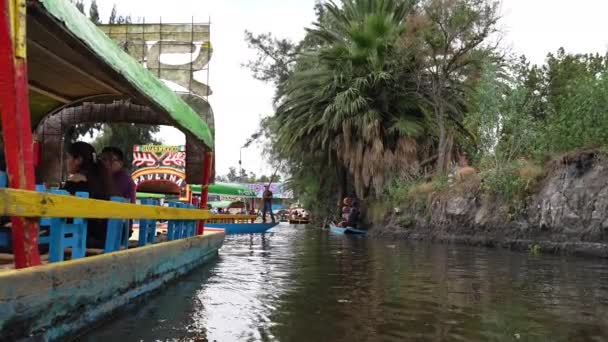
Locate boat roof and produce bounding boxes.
[27,0,213,148]
[190,183,257,198]
[136,192,166,199]
[208,200,244,209]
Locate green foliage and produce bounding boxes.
[470,51,608,166]
[73,0,85,13]
[396,214,415,227]
[109,5,117,24]
[270,0,427,197]
[245,0,608,223]
[91,124,160,167]
[431,175,449,192]
[383,178,413,205]
[528,243,541,255]
[480,164,526,201]
[215,167,281,184]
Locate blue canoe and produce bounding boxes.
[329,224,367,235]
[205,222,279,235]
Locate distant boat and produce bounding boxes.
[205,222,279,234]
[329,224,367,235]
[289,218,310,224]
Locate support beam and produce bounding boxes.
[197,151,213,235]
[29,83,71,103]
[28,39,121,95]
[0,0,41,268]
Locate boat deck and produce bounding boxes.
[0,229,222,272]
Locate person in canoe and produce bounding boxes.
[336,197,352,227]
[346,200,360,229]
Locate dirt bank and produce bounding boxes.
[371,151,608,258]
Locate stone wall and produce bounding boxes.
[371,151,608,257]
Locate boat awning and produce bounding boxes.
[190,183,257,198]
[26,0,213,149]
[136,192,166,199]
[208,201,235,209]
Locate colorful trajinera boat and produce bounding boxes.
[0,1,227,340]
[206,222,279,234]
[190,183,280,234]
[329,224,367,235]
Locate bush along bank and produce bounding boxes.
[370,150,608,258]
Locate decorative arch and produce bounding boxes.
[35,96,214,185]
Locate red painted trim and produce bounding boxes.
[196,151,213,235]
[0,0,41,268]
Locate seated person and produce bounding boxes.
[101,147,136,240]
[100,147,135,203]
[346,201,360,229]
[63,142,114,249]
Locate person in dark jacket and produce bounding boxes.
[346,200,360,229]
[100,146,136,203]
[62,142,114,248]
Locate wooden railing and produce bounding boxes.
[0,188,244,269]
[0,188,211,220]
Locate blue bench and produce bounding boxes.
[0,174,87,262]
[167,202,196,240]
[45,190,88,263]
[104,196,130,253]
[138,199,158,246]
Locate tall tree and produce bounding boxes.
[406,0,500,173]
[89,0,100,24]
[109,5,117,24]
[74,0,85,14]
[273,0,425,197]
[91,124,161,167]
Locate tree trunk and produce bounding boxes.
[435,105,455,175]
[336,165,348,217]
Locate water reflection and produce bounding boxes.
[81,224,608,341]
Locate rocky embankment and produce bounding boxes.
[371,151,608,258]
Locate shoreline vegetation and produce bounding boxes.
[245,0,608,256]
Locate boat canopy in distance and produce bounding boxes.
[26,0,213,148]
[190,183,257,198]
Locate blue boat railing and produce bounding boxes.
[0,174,220,265]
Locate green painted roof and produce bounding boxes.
[136,192,166,199]
[191,183,257,198]
[208,201,234,209]
[37,0,214,149]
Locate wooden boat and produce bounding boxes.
[289,218,310,224]
[206,222,279,234]
[329,224,367,235]
[0,1,226,340]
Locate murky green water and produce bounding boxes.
[81,224,608,341]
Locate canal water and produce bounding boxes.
[81,223,608,341]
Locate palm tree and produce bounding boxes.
[273,0,426,197]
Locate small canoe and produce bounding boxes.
[329,224,367,235]
[289,219,310,224]
[205,222,279,235]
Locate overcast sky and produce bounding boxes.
[91,0,608,177]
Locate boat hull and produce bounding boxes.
[205,222,278,234]
[0,231,225,341]
[329,224,367,235]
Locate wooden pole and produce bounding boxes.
[196,151,213,235]
[0,0,41,268]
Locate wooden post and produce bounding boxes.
[0,0,41,268]
[196,151,213,235]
